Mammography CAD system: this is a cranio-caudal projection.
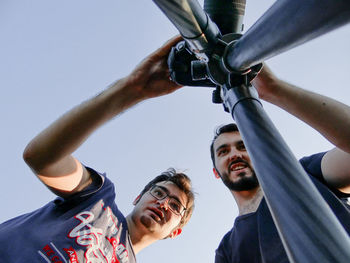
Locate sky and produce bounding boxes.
[1,0,350,262]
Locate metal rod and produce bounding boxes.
[225,0,350,71]
[204,0,246,35]
[153,1,350,260]
[152,0,220,56]
[222,84,350,262]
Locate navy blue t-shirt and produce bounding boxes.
[215,152,350,263]
[0,168,136,263]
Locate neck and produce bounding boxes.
[231,187,263,216]
[126,214,157,254]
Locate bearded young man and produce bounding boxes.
[210,66,350,262]
[0,36,195,262]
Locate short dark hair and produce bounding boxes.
[138,168,194,229]
[210,123,239,168]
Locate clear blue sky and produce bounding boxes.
[1,0,350,262]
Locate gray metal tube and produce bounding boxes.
[222,85,350,262]
[153,0,220,56]
[204,0,246,35]
[224,0,350,71]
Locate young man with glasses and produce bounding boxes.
[0,36,195,262]
[210,65,350,262]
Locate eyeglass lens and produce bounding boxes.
[150,186,185,215]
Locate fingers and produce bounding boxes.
[162,35,183,51]
[152,35,183,58]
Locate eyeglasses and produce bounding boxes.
[149,185,186,216]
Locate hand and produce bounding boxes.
[125,35,184,99]
[252,64,280,101]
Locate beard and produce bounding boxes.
[220,168,259,191]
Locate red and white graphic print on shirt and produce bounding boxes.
[38,200,131,263]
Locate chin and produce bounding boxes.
[140,215,160,232]
[224,172,259,191]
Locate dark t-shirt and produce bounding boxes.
[0,168,137,263]
[215,152,350,263]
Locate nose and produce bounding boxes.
[229,150,243,161]
[157,197,170,210]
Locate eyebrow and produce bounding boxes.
[155,185,185,207]
[216,140,245,153]
[215,144,229,154]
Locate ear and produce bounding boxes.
[169,228,182,239]
[133,195,141,205]
[213,168,221,179]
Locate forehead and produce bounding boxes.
[155,181,187,206]
[213,131,242,150]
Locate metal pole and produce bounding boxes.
[152,0,220,57]
[152,0,350,261]
[224,0,350,72]
[204,0,246,35]
[221,84,350,262]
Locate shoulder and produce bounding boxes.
[299,151,350,197]
[221,228,234,242]
[54,166,116,207]
[216,226,235,253]
[74,166,108,197]
[320,148,350,195]
[299,152,327,180]
[215,228,233,263]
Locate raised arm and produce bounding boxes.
[23,36,182,198]
[252,65,350,193]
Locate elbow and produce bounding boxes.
[23,143,33,166]
[22,142,40,171]
[23,141,57,173]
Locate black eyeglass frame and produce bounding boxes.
[148,184,187,217]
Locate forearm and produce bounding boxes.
[258,77,350,153]
[23,77,144,172]
[22,36,181,196]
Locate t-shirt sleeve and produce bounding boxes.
[299,152,327,183]
[54,166,108,206]
[67,166,105,198]
[299,152,350,198]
